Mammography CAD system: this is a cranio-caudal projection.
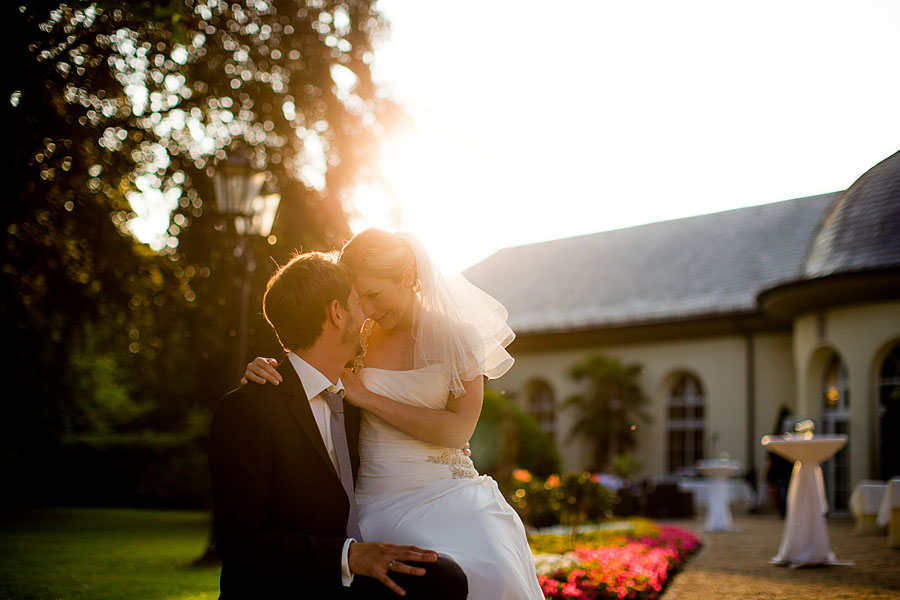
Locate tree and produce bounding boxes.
[4,0,398,505]
[564,354,651,471]
[470,388,561,485]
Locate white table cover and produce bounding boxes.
[761,434,849,567]
[694,460,742,531]
[850,480,888,535]
[850,481,887,517]
[677,479,753,507]
[877,478,900,528]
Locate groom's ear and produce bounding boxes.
[326,298,344,328]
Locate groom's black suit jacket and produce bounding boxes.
[208,358,362,598]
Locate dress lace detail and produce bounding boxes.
[426,449,479,479]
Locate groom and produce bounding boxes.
[208,251,468,599]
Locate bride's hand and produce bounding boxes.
[241,357,282,386]
[341,369,371,408]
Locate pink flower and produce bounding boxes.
[534,524,700,599]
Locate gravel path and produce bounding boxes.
[661,514,900,600]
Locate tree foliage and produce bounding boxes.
[470,388,561,480]
[564,354,651,471]
[4,0,397,505]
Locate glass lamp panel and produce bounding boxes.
[213,167,266,217]
[242,195,264,236]
[239,171,267,216]
[256,194,281,237]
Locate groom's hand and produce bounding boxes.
[348,541,438,596]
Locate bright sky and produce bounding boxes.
[351,0,900,271]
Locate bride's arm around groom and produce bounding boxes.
[209,251,467,599]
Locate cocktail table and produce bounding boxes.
[761,434,851,567]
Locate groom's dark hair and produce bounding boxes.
[263,251,352,351]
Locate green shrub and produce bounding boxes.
[470,388,560,478]
[509,471,616,528]
[56,417,211,508]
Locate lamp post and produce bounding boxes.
[198,153,280,565]
[212,153,281,377]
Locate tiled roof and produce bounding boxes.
[805,150,900,278]
[464,193,840,334]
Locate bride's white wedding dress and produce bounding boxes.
[355,365,544,600]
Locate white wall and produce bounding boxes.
[494,331,796,481]
[753,333,797,476]
[493,300,900,487]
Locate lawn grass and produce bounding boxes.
[0,507,220,600]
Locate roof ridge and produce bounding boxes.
[483,192,843,258]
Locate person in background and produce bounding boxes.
[765,406,794,517]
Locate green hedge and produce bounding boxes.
[52,431,210,508]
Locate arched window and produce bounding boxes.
[666,373,705,474]
[525,379,555,439]
[823,355,850,412]
[822,354,850,512]
[878,343,900,480]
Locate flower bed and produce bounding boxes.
[531,520,701,600]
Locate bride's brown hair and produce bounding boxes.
[339,228,417,282]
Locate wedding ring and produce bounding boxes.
[387,560,394,570]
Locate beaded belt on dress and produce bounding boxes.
[426,449,479,479]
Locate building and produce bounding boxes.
[465,150,900,511]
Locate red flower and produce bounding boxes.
[535,525,700,599]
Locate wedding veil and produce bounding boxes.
[396,232,515,398]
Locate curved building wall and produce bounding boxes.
[793,301,900,487]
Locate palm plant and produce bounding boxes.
[565,354,651,470]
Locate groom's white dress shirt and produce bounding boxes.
[287,352,355,587]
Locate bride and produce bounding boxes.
[243,228,543,599]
